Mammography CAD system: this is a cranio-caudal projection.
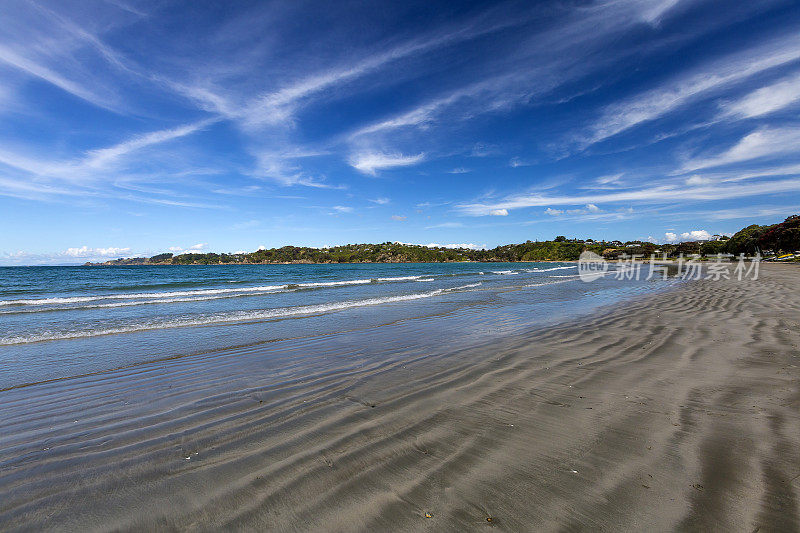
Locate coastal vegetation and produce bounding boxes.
[88,215,800,266]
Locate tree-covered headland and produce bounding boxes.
[88,215,800,265]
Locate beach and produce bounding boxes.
[1,263,799,531]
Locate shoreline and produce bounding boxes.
[1,265,798,530]
[79,256,774,267]
[81,259,581,266]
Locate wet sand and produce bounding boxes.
[1,265,799,531]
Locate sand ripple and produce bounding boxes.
[1,266,799,531]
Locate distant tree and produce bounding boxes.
[554,235,567,242]
[757,215,800,253]
[149,253,173,263]
[726,224,775,255]
[699,240,727,256]
[676,241,701,256]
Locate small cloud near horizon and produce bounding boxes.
[663,230,713,243]
[426,242,487,250]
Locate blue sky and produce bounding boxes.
[1,0,800,264]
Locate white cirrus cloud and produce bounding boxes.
[458,177,800,216]
[585,33,800,145]
[348,152,425,176]
[682,127,800,171]
[705,205,800,220]
[721,71,800,119]
[83,119,218,170]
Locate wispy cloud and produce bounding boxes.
[239,10,536,129]
[681,163,800,184]
[0,43,115,109]
[349,152,425,175]
[99,0,147,17]
[347,0,701,145]
[541,203,635,222]
[0,0,145,113]
[83,119,218,169]
[682,127,800,171]
[704,205,800,220]
[719,71,800,119]
[348,83,493,138]
[0,118,220,206]
[583,33,800,146]
[426,221,464,229]
[458,178,800,216]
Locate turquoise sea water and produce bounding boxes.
[0,262,675,389]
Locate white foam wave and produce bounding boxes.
[491,270,518,275]
[0,293,263,314]
[524,279,575,287]
[376,276,423,282]
[525,265,577,272]
[0,275,427,307]
[0,282,482,345]
[451,282,482,290]
[0,285,286,306]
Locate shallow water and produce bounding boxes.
[0,262,677,388]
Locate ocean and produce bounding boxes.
[0,262,675,389]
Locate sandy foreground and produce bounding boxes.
[1,265,799,531]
